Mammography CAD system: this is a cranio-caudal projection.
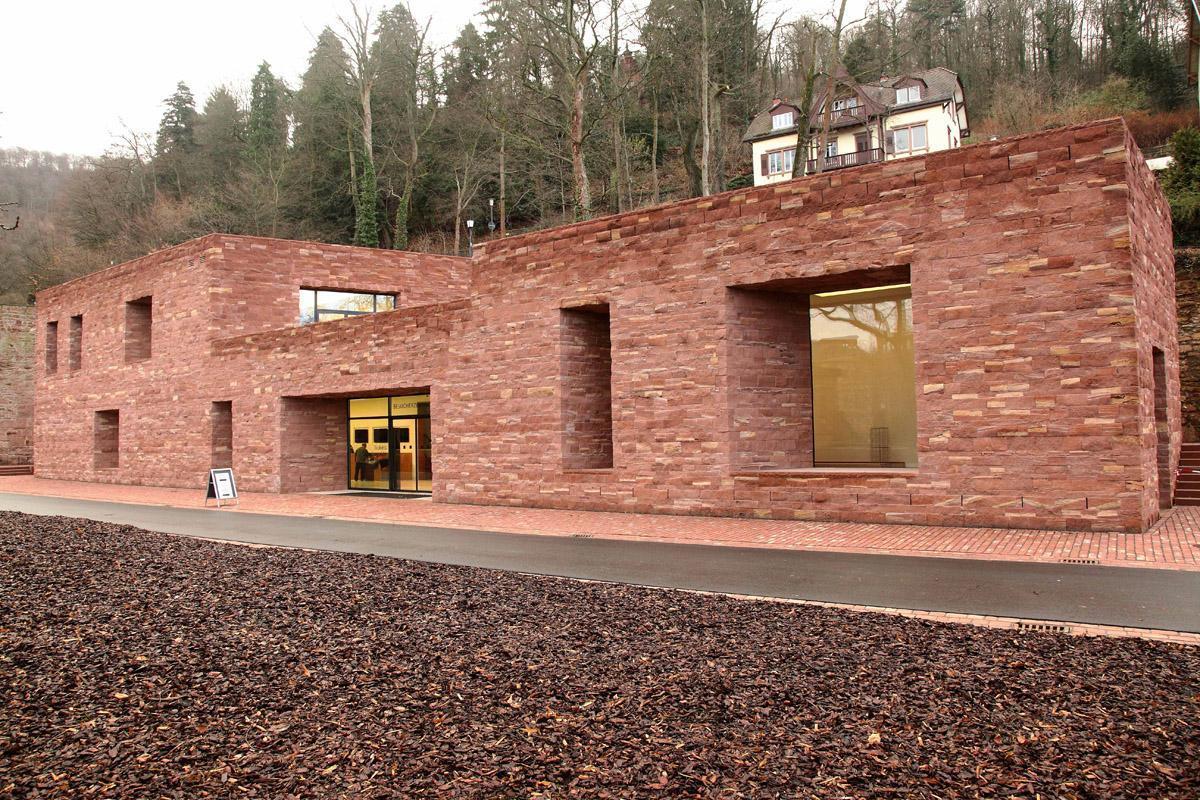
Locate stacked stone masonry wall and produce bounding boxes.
[1174,249,1200,441]
[0,306,35,465]
[33,119,1181,532]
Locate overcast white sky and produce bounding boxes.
[1,0,864,157]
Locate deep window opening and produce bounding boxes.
[94,410,120,470]
[728,267,916,471]
[810,283,916,468]
[561,304,614,470]
[1152,347,1172,510]
[211,401,233,470]
[44,320,58,373]
[299,289,396,325]
[68,315,82,371]
[125,296,152,363]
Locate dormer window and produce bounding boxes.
[771,110,794,130]
[895,85,922,104]
[832,97,859,114]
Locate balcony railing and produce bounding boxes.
[805,147,883,173]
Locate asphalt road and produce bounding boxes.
[2,493,1197,632]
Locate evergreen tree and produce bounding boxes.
[288,28,356,242]
[155,81,199,197]
[195,86,246,187]
[354,145,379,247]
[1163,128,1200,246]
[247,62,288,161]
[444,23,489,103]
[157,81,198,155]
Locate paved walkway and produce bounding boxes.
[3,493,1198,639]
[1,475,1198,570]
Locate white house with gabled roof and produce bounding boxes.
[744,67,970,186]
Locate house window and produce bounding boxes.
[560,304,613,470]
[810,283,916,468]
[299,289,396,325]
[855,132,871,152]
[766,148,795,175]
[44,320,58,374]
[895,85,922,104]
[832,97,859,114]
[826,140,838,158]
[771,111,794,130]
[69,315,82,371]
[124,296,152,363]
[891,123,927,155]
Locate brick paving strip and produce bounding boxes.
[2,475,1198,570]
[3,476,1199,645]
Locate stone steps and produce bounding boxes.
[1175,444,1200,505]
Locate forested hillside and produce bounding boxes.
[0,0,1190,304]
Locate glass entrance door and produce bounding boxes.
[348,395,431,493]
[391,418,418,491]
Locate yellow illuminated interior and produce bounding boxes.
[810,283,917,468]
[348,394,432,491]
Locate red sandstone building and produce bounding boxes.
[34,119,1179,533]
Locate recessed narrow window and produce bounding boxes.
[44,320,58,373]
[94,410,120,470]
[560,304,613,470]
[298,289,396,325]
[810,283,916,467]
[211,401,233,469]
[68,315,82,371]
[125,296,152,363]
[1152,347,1171,509]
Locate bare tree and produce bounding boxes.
[334,3,380,172]
[812,0,853,175]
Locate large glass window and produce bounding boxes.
[348,394,431,492]
[300,289,395,325]
[810,284,916,468]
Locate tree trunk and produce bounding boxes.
[791,48,819,178]
[570,76,592,218]
[698,0,712,196]
[679,116,703,197]
[347,126,358,211]
[712,90,724,192]
[610,1,624,214]
[814,0,850,176]
[650,94,660,203]
[394,182,411,251]
[360,82,374,168]
[498,129,507,236]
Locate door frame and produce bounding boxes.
[346,395,432,494]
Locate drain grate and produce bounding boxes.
[571,533,595,539]
[1016,620,1072,634]
[1060,558,1100,565]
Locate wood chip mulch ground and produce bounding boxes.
[1,511,1198,798]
